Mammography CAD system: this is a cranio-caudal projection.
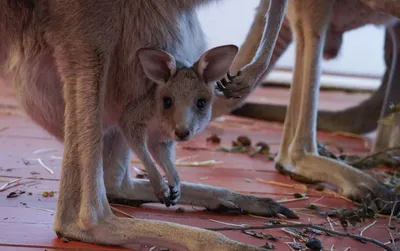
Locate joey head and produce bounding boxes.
[125,44,238,206]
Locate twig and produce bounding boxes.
[110,206,136,218]
[285,242,296,251]
[256,178,308,191]
[0,178,23,192]
[25,206,55,214]
[388,229,395,249]
[277,197,309,204]
[37,158,54,174]
[348,146,400,165]
[360,220,377,236]
[327,216,335,231]
[131,159,223,167]
[388,198,398,228]
[206,223,393,251]
[33,148,58,154]
[208,219,247,228]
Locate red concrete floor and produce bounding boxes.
[0,80,398,251]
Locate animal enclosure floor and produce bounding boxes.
[0,82,398,251]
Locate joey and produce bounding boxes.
[124,45,238,206]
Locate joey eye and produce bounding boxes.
[196,98,207,110]
[163,97,173,109]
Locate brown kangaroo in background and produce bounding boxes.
[221,0,400,215]
[0,0,296,250]
[224,1,400,135]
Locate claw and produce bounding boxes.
[226,71,242,80]
[216,79,227,92]
[216,71,246,99]
[167,186,180,206]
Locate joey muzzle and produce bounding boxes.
[174,127,190,141]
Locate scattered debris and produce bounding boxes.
[288,242,305,250]
[175,160,222,167]
[360,220,377,236]
[181,146,210,151]
[237,136,251,146]
[199,176,208,180]
[305,237,323,251]
[242,230,280,242]
[42,191,55,197]
[206,134,221,144]
[37,158,54,174]
[293,193,307,199]
[261,242,275,249]
[0,126,9,132]
[6,190,25,198]
[261,232,278,241]
[176,207,185,213]
[278,197,309,204]
[207,219,247,228]
[32,148,58,155]
[217,136,273,159]
[22,158,33,165]
[23,206,55,215]
[206,221,392,251]
[304,202,379,229]
[0,178,23,192]
[256,179,308,192]
[242,230,260,238]
[131,159,222,167]
[318,141,400,196]
[110,206,136,219]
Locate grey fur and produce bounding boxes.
[0,0,297,250]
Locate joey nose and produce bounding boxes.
[175,128,190,141]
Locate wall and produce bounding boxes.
[197,0,386,90]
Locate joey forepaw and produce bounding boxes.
[167,182,181,206]
[152,178,181,207]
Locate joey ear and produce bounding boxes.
[196,44,238,83]
[137,48,177,84]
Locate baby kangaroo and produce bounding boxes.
[0,0,296,250]
[132,45,239,206]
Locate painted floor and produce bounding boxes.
[0,82,398,251]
